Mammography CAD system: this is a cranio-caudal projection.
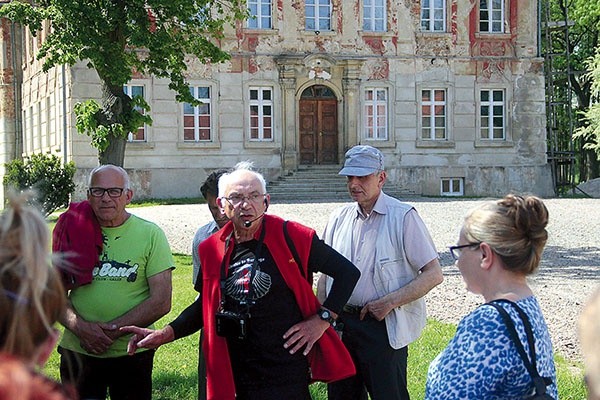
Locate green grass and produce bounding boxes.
[43,254,587,399]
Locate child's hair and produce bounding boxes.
[0,192,66,360]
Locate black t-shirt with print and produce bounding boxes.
[224,239,309,390]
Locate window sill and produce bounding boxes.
[126,142,155,150]
[243,28,279,35]
[416,140,455,148]
[474,140,513,148]
[177,141,221,149]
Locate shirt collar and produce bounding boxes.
[354,191,387,219]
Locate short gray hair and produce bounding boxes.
[88,165,131,190]
[218,161,267,198]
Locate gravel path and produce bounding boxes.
[130,197,600,362]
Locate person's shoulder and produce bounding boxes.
[329,202,356,218]
[380,192,412,209]
[128,214,166,232]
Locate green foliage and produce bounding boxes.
[3,154,75,217]
[575,53,600,159]
[42,255,587,399]
[0,0,247,164]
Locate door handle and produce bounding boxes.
[319,131,323,137]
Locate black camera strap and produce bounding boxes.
[219,220,266,312]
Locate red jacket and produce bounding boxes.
[52,201,103,290]
[199,214,355,400]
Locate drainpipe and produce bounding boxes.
[62,63,67,162]
[10,21,22,159]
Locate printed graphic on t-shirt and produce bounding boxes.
[92,255,139,282]
[225,255,271,301]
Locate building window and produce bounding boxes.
[479,0,504,33]
[249,87,273,141]
[363,0,386,32]
[306,0,331,31]
[184,86,212,142]
[480,89,505,140]
[421,0,446,32]
[247,0,271,29]
[364,88,388,140]
[123,85,146,142]
[441,178,464,196]
[421,89,446,140]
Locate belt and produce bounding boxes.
[342,304,363,315]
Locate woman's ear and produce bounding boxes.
[479,242,493,270]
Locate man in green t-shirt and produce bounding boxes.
[57,164,174,400]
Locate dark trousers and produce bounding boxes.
[328,312,409,400]
[59,346,155,400]
[198,330,207,400]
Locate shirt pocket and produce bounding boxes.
[377,259,415,293]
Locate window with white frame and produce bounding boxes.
[363,0,386,32]
[305,0,331,31]
[123,85,146,142]
[479,0,504,33]
[364,88,388,140]
[247,0,272,29]
[421,0,446,32]
[249,87,273,141]
[480,89,505,140]
[184,86,212,142]
[421,89,446,140]
[441,178,464,196]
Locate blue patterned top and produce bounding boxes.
[425,296,558,399]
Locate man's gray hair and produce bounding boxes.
[218,161,267,198]
[88,165,131,190]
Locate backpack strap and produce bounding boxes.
[487,300,552,396]
[283,220,311,283]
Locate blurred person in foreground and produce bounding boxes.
[425,194,558,399]
[579,286,600,400]
[318,145,443,400]
[0,193,76,399]
[56,165,174,400]
[123,161,361,400]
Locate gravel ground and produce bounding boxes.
[130,197,600,362]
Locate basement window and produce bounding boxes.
[441,178,464,196]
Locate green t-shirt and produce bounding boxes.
[60,214,174,358]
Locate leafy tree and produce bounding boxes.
[0,0,245,166]
[3,154,76,217]
[543,0,600,183]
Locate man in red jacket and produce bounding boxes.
[123,161,360,400]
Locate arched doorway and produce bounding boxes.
[299,85,338,164]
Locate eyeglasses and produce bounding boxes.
[448,242,481,261]
[223,193,266,207]
[88,187,125,198]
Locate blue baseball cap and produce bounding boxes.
[338,145,384,176]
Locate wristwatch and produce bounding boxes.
[317,307,337,328]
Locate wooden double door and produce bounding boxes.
[299,86,338,165]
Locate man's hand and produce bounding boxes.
[120,325,175,356]
[283,315,330,356]
[360,297,395,321]
[76,320,115,355]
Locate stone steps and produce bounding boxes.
[267,165,413,202]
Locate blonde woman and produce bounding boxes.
[0,194,75,399]
[426,194,558,399]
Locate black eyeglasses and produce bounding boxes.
[88,187,125,198]
[223,193,266,207]
[448,242,481,261]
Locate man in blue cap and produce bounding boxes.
[318,145,443,400]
